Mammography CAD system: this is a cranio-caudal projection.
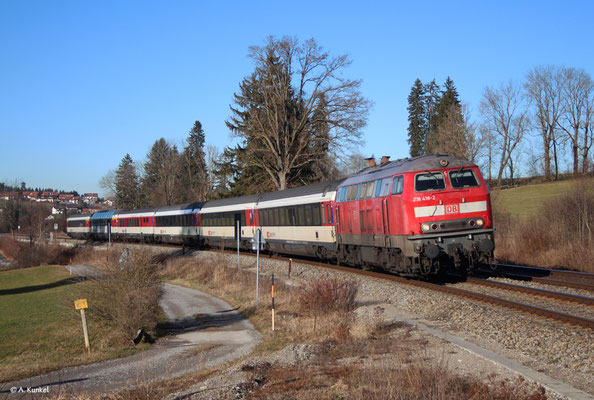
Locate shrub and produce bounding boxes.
[297,275,358,315]
[87,251,163,344]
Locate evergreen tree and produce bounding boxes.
[407,79,427,157]
[143,138,182,206]
[114,154,140,209]
[423,79,442,153]
[181,121,208,201]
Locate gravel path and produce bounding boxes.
[0,265,261,397]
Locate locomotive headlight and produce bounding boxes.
[421,223,430,232]
[476,218,485,227]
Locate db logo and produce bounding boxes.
[445,204,459,214]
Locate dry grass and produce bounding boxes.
[245,331,548,400]
[495,178,594,272]
[0,237,77,269]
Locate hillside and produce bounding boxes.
[490,179,575,218]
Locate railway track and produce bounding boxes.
[480,263,594,292]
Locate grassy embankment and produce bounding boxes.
[491,178,594,272]
[491,179,574,219]
[0,264,155,383]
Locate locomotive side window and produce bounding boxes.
[360,183,367,199]
[415,171,446,192]
[365,181,376,198]
[374,179,383,197]
[391,176,403,195]
[380,179,391,196]
[449,168,480,188]
[347,185,357,201]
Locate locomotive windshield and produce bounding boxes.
[449,168,480,188]
[415,171,446,192]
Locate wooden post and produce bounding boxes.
[80,308,90,353]
[288,258,292,278]
[271,273,275,331]
[75,299,90,353]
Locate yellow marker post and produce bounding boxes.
[74,299,90,353]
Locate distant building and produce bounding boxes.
[0,192,18,200]
[82,193,99,204]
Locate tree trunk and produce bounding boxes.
[573,143,579,176]
[543,138,551,179]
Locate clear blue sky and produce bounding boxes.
[1,0,593,196]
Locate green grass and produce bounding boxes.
[491,179,575,218]
[0,265,146,383]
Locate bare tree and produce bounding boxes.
[99,169,116,198]
[524,65,565,180]
[480,81,528,187]
[429,103,480,161]
[558,67,594,175]
[226,36,370,191]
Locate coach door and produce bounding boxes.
[234,213,242,241]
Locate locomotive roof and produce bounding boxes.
[339,154,477,186]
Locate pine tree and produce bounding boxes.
[424,80,442,153]
[181,121,208,201]
[407,79,427,157]
[114,154,140,210]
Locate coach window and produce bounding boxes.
[313,204,321,225]
[304,205,313,225]
[296,206,305,225]
[326,204,332,224]
[391,176,404,195]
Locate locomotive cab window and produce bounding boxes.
[449,168,480,189]
[415,171,446,192]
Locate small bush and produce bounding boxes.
[297,275,358,315]
[87,251,163,344]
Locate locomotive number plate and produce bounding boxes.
[445,204,460,214]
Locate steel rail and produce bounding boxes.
[489,263,594,282]
[466,277,594,306]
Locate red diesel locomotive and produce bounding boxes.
[334,154,494,276]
